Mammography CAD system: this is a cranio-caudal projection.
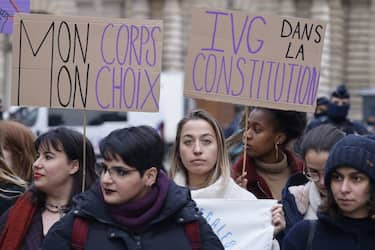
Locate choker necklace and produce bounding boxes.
[44,202,68,217]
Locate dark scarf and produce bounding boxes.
[327,102,350,122]
[101,171,170,231]
[0,191,38,250]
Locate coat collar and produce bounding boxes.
[72,180,196,227]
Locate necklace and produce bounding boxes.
[44,202,68,217]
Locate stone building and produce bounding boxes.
[1,0,374,125]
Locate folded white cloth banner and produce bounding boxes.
[194,199,277,250]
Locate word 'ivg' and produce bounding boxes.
[199,208,237,250]
[191,52,319,105]
[95,66,159,110]
[201,10,266,55]
[17,19,90,107]
[100,23,161,67]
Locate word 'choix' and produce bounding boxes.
[96,23,162,110]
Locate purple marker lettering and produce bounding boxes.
[116,24,130,65]
[216,55,233,94]
[95,65,110,109]
[308,68,319,105]
[112,67,123,108]
[248,59,258,98]
[192,52,205,91]
[232,57,246,96]
[266,61,275,100]
[273,62,286,102]
[140,25,150,67]
[230,13,249,55]
[293,65,303,103]
[256,60,265,99]
[101,23,115,65]
[201,11,228,53]
[146,26,161,67]
[136,69,141,109]
[122,67,136,109]
[247,16,266,54]
[286,63,298,103]
[129,25,141,66]
[204,54,217,93]
[140,70,159,110]
[298,66,311,104]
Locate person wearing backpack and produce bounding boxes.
[43,125,224,250]
[282,135,375,250]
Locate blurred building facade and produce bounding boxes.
[1,0,375,124]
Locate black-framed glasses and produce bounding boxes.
[95,162,138,179]
[303,168,324,182]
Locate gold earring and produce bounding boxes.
[275,142,279,161]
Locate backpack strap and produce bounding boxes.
[305,220,317,250]
[71,217,89,250]
[184,221,201,250]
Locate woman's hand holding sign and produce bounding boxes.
[271,203,285,236]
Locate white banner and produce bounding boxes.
[195,199,277,250]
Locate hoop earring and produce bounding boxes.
[275,143,279,161]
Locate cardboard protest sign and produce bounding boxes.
[184,8,327,112]
[195,199,276,250]
[12,13,163,112]
[0,0,29,34]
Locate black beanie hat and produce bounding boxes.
[331,85,350,99]
[324,135,375,188]
[317,96,329,106]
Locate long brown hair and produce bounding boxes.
[0,120,36,183]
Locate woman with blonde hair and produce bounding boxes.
[169,109,285,248]
[169,109,233,194]
[0,120,36,182]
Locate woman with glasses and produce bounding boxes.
[281,124,344,234]
[283,135,375,250]
[43,125,224,250]
[0,127,96,250]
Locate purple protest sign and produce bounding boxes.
[0,0,30,34]
[184,8,327,113]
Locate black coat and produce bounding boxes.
[283,213,375,250]
[42,181,224,250]
[0,182,25,216]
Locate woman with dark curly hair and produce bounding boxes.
[231,107,307,200]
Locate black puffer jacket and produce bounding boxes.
[42,181,224,250]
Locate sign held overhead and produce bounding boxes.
[12,13,163,112]
[184,8,327,112]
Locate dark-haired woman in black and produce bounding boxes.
[231,107,307,201]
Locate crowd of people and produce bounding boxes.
[0,85,374,250]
